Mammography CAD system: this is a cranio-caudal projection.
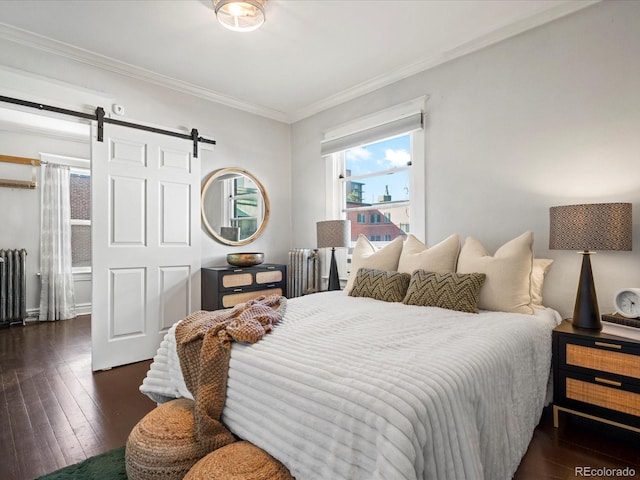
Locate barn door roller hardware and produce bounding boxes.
[0,95,216,158]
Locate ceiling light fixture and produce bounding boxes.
[213,0,266,32]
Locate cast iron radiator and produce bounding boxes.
[0,249,27,326]
[287,248,320,298]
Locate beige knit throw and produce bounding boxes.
[175,295,287,451]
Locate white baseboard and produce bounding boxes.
[26,302,92,321]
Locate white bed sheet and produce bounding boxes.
[140,291,561,480]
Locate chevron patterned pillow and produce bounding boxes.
[403,270,486,313]
[348,268,411,303]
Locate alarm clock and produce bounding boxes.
[613,288,640,318]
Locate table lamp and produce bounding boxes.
[549,202,632,330]
[316,220,351,291]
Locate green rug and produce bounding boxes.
[37,446,127,479]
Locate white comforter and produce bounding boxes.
[140,292,561,480]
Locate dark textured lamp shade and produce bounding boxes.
[317,220,351,291]
[549,203,632,251]
[549,202,632,330]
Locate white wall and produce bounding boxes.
[0,39,291,315]
[290,1,640,318]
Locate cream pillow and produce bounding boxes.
[456,231,534,314]
[398,234,460,274]
[345,235,403,293]
[531,258,553,309]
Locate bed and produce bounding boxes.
[140,290,561,480]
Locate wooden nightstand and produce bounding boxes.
[552,320,640,433]
[201,264,286,311]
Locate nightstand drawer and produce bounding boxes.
[566,377,640,417]
[566,343,640,379]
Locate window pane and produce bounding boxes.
[346,204,409,244]
[70,173,91,220]
[71,224,91,267]
[345,134,411,177]
[343,134,411,244]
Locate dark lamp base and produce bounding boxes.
[327,247,341,291]
[571,252,601,330]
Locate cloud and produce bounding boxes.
[384,148,410,167]
[346,146,372,162]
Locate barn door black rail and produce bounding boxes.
[0,95,216,158]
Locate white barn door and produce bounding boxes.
[91,122,201,371]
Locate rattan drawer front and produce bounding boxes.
[222,288,283,308]
[222,273,254,288]
[566,343,640,379]
[256,270,283,284]
[566,377,640,417]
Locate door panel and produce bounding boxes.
[110,267,146,336]
[160,182,191,245]
[92,122,200,371]
[111,176,147,245]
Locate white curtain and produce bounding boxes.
[39,163,76,321]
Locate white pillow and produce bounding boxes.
[345,235,404,293]
[398,234,460,274]
[457,231,534,314]
[531,258,553,309]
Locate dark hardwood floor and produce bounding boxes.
[0,316,638,479]
[0,316,155,479]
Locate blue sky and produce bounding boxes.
[345,134,411,204]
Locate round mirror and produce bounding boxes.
[201,168,270,246]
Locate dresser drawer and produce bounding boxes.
[221,271,254,288]
[220,287,284,308]
[255,269,283,285]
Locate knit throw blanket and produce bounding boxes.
[175,295,287,451]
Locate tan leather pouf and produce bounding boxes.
[125,398,235,480]
[184,441,295,480]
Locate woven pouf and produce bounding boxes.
[184,441,294,480]
[125,398,235,480]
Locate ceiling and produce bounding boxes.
[0,0,596,123]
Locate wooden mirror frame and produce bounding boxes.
[201,167,270,246]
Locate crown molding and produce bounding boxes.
[288,0,600,123]
[0,23,289,123]
[0,0,598,125]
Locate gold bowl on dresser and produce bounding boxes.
[226,252,265,267]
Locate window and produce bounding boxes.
[342,135,411,244]
[70,169,91,269]
[322,98,426,249]
[41,154,91,272]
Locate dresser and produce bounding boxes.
[201,264,287,311]
[552,320,640,433]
